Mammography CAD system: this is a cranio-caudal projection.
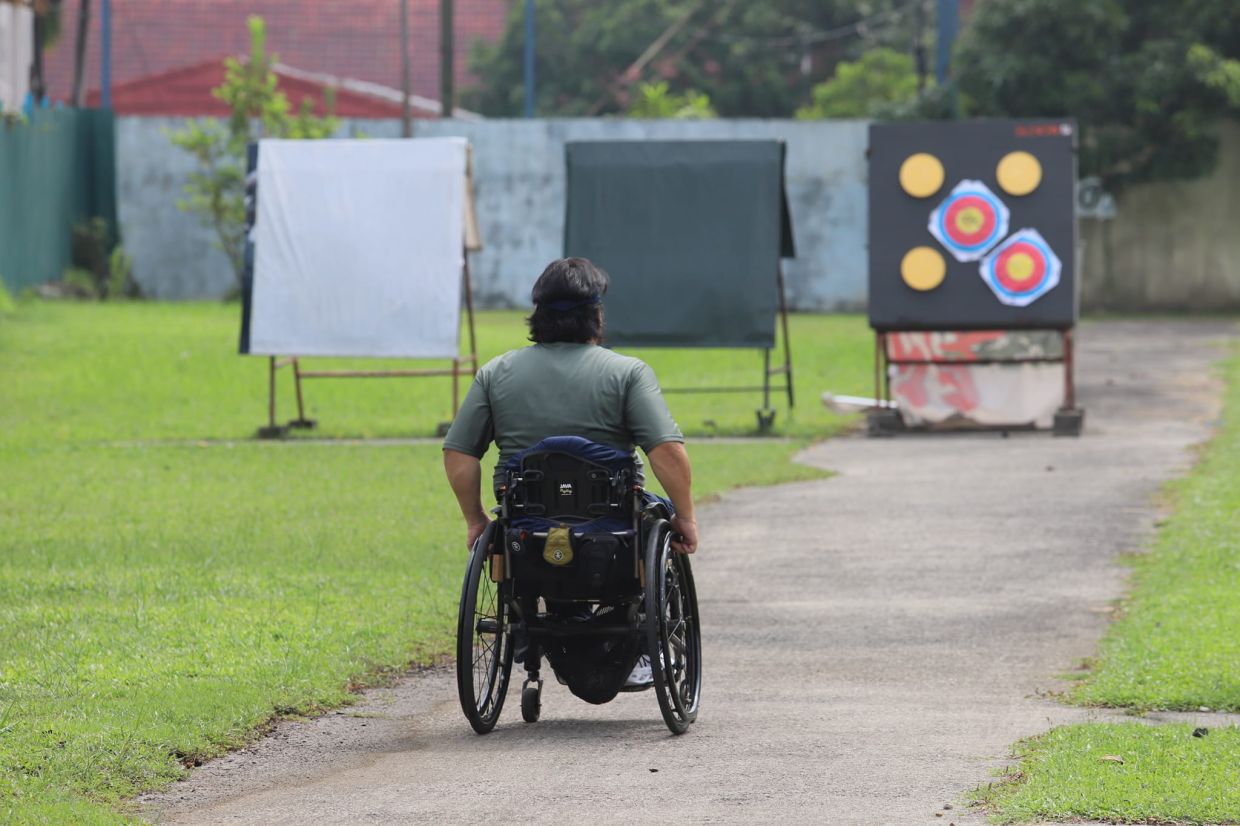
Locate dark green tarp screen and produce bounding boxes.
[0,108,118,293]
[564,140,794,348]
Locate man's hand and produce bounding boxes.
[466,518,490,552]
[670,514,698,554]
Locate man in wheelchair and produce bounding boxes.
[442,257,701,733]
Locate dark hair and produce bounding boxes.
[526,257,610,343]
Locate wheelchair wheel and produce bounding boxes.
[456,526,513,734]
[644,521,702,735]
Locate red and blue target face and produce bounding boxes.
[979,229,1061,307]
[928,180,1010,262]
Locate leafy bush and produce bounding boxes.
[796,48,921,119]
[58,217,140,300]
[626,82,716,119]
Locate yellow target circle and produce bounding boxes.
[898,153,945,198]
[996,151,1042,196]
[955,206,985,234]
[1005,252,1036,282]
[901,246,947,291]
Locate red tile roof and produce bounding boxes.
[44,0,510,114]
[80,58,467,118]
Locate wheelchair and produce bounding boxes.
[455,437,702,735]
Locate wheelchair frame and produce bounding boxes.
[455,450,702,735]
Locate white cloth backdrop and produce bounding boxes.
[250,138,467,358]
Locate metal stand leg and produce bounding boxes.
[1053,328,1085,437]
[867,332,903,437]
[287,357,317,430]
[756,348,776,433]
[775,259,794,409]
[256,356,288,439]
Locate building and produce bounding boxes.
[83,59,479,119]
[42,0,510,116]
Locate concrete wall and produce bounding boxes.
[1079,120,1240,312]
[116,116,869,308]
[116,117,237,299]
[117,115,1240,311]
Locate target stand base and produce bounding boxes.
[256,424,290,440]
[755,408,777,434]
[866,408,905,438]
[288,418,318,430]
[1052,407,1085,438]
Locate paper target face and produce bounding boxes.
[979,229,1061,307]
[928,179,1010,263]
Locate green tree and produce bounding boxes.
[953,0,1240,187]
[796,47,919,118]
[168,16,337,290]
[465,0,915,117]
[627,81,717,118]
[1189,44,1240,107]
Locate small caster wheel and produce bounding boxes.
[521,680,542,723]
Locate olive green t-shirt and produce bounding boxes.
[442,343,684,487]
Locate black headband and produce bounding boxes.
[540,294,602,312]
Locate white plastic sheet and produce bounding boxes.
[250,138,467,358]
[891,363,1064,428]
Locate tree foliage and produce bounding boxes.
[465,0,916,117]
[627,81,716,118]
[168,16,337,289]
[796,47,919,119]
[954,0,1240,187]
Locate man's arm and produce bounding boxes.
[443,448,490,551]
[646,441,698,554]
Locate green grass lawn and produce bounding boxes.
[980,346,1240,824]
[0,301,865,824]
[976,724,1240,825]
[0,302,872,447]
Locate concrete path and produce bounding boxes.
[144,320,1234,826]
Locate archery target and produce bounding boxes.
[928,179,1010,263]
[979,228,1061,307]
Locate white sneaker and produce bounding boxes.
[624,655,653,688]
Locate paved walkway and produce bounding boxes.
[144,320,1234,826]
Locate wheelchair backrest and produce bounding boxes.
[504,450,634,524]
